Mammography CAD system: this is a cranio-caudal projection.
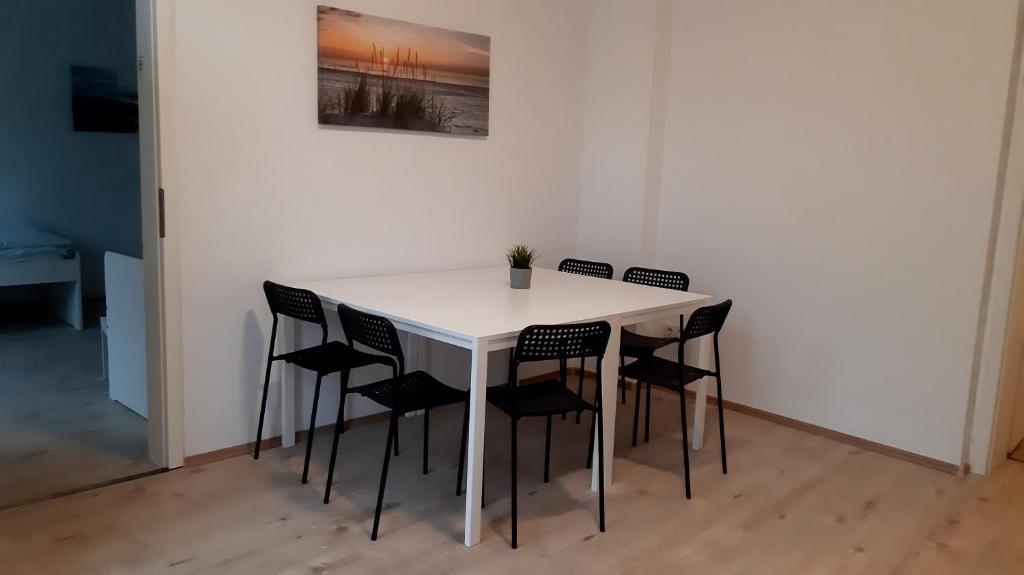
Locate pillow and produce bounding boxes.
[0,222,73,249]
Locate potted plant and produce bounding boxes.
[506,244,538,289]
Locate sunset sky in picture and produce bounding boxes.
[317,7,490,78]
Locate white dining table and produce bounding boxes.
[282,266,712,547]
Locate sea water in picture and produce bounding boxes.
[317,6,490,136]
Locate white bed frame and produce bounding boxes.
[0,252,83,330]
[104,252,147,417]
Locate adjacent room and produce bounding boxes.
[5,0,1024,573]
[0,0,157,510]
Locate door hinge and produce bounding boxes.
[158,187,166,239]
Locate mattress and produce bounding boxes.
[0,246,75,264]
[0,222,74,264]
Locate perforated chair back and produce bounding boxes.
[623,267,690,292]
[263,281,327,327]
[682,300,733,341]
[337,304,404,362]
[512,321,611,368]
[558,258,614,280]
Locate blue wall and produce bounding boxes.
[0,0,141,297]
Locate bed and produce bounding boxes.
[0,223,83,330]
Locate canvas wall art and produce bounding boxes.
[70,65,138,133]
[317,6,490,136]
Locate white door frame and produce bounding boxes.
[967,0,1024,474]
[137,0,185,469]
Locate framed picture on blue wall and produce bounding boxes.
[71,65,138,134]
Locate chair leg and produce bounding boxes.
[619,355,626,405]
[323,372,349,504]
[586,408,596,469]
[422,406,430,475]
[254,356,274,460]
[644,382,652,443]
[586,382,598,469]
[632,379,642,447]
[511,417,519,549]
[560,359,568,420]
[371,411,399,541]
[456,399,470,496]
[596,405,606,533]
[301,373,324,484]
[678,390,692,499]
[544,415,552,483]
[575,369,585,424]
[394,417,400,456]
[480,430,487,508]
[716,377,728,475]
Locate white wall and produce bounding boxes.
[575,0,660,273]
[0,0,142,297]
[579,0,1019,465]
[169,0,1021,465]
[171,0,590,455]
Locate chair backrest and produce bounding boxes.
[512,321,611,373]
[623,266,690,292]
[337,303,404,362]
[682,300,733,341]
[558,258,614,279]
[263,281,327,327]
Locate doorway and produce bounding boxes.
[0,0,172,509]
[1004,229,1024,462]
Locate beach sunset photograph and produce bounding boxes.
[317,6,491,135]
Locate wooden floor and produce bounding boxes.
[1010,439,1024,464]
[0,313,156,509]
[2,385,1023,574]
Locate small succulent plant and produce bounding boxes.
[505,244,538,269]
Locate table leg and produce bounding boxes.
[280,316,297,449]
[407,333,432,373]
[592,321,620,490]
[464,339,488,546]
[691,334,712,450]
[405,333,420,371]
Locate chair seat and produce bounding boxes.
[487,380,596,418]
[619,356,713,391]
[350,370,467,415]
[620,328,678,358]
[279,341,380,374]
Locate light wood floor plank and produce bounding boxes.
[1,383,1021,574]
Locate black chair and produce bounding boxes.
[620,266,690,412]
[326,304,470,541]
[618,300,732,499]
[556,258,613,424]
[255,282,379,487]
[485,321,611,549]
[557,258,614,280]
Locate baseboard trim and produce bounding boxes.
[187,369,962,476]
[582,369,961,476]
[184,411,392,467]
[691,391,960,475]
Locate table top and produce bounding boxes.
[292,267,712,345]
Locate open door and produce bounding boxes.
[136,0,183,469]
[1010,362,1024,456]
[1007,245,1024,457]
